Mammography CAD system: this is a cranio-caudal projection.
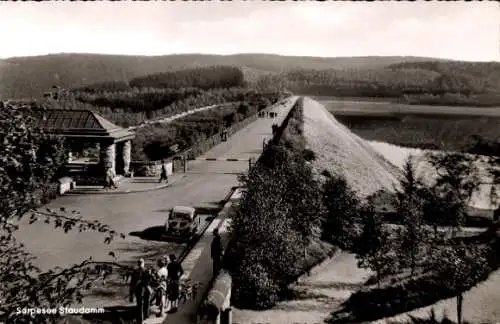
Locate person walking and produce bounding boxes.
[129,259,152,323]
[159,160,169,183]
[106,167,118,189]
[211,228,223,275]
[166,254,184,313]
[155,258,168,317]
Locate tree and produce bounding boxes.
[397,195,426,278]
[395,156,428,276]
[321,173,362,250]
[355,203,396,288]
[435,244,491,324]
[0,103,126,323]
[425,152,480,236]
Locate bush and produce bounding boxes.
[302,148,316,161]
[228,97,327,309]
[232,262,280,310]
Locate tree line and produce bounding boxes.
[129,65,245,90]
[283,61,500,106]
[35,88,281,128]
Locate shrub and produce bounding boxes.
[302,148,316,161]
[232,262,280,310]
[229,97,326,309]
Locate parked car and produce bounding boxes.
[165,206,200,239]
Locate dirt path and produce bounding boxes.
[232,251,372,324]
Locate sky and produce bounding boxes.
[0,1,499,61]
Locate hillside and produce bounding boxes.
[287,60,500,106]
[302,97,401,198]
[0,53,436,99]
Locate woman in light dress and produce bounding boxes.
[155,256,170,316]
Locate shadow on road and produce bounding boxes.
[129,226,170,242]
[80,305,136,324]
[153,206,221,216]
[129,205,219,243]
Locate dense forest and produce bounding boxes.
[129,65,245,89]
[285,61,500,106]
[0,53,437,99]
[17,65,284,127]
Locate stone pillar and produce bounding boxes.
[122,140,131,175]
[100,143,116,174]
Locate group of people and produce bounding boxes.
[128,224,225,323]
[129,254,184,322]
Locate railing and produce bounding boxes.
[131,98,289,175]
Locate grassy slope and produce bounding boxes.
[0,53,437,99]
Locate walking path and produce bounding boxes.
[128,102,236,131]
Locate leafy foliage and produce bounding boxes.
[321,174,363,250]
[395,157,428,276]
[433,244,491,324]
[0,102,127,323]
[424,152,481,232]
[327,153,497,323]
[228,98,323,309]
[355,205,397,288]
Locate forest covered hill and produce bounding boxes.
[0,53,437,99]
[285,60,500,106]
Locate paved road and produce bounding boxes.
[13,96,297,306]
